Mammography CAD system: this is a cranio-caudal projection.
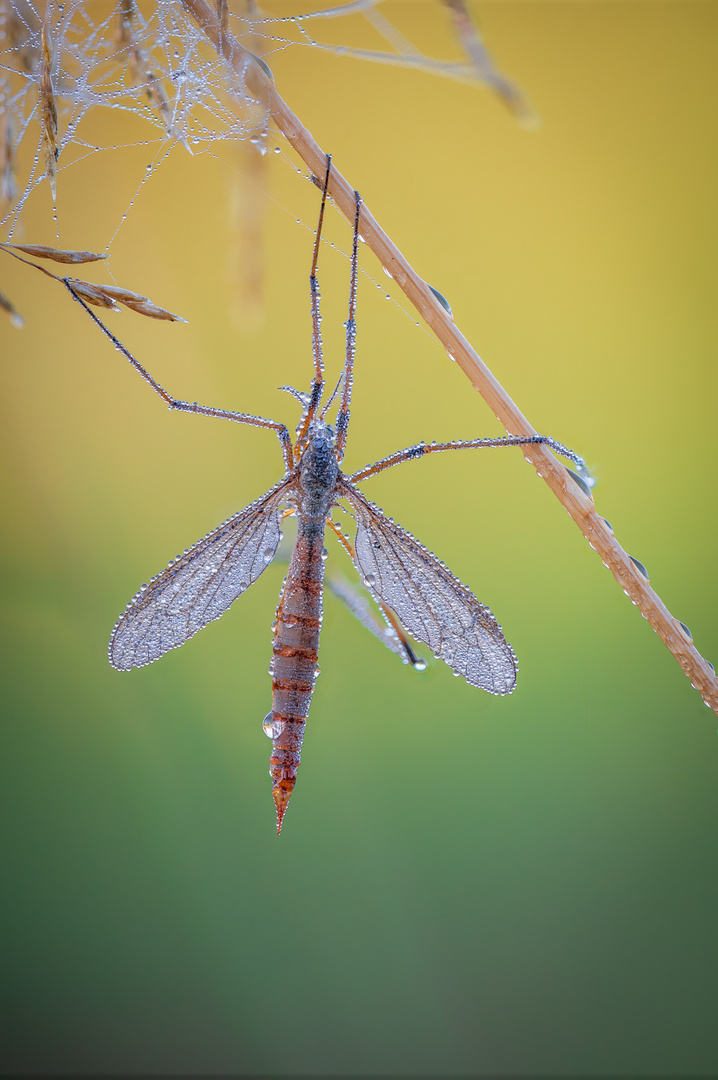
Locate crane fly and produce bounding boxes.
[67,156,588,833]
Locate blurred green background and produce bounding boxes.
[2,2,717,1075]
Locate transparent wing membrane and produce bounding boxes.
[110,480,291,670]
[340,481,517,695]
[329,572,422,666]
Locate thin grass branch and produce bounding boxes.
[180,0,717,717]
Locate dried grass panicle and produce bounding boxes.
[92,283,186,321]
[66,279,186,321]
[178,0,718,717]
[0,242,186,323]
[67,278,122,310]
[40,12,58,200]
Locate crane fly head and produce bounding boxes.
[306,416,335,451]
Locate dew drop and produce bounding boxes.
[428,285,453,318]
[629,556,649,581]
[262,712,286,739]
[262,547,275,563]
[321,547,329,561]
[413,659,428,672]
[566,467,593,498]
[363,573,376,587]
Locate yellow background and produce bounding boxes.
[2,2,717,1074]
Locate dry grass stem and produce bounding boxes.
[39,11,58,200]
[178,0,718,717]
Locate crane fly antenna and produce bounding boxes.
[295,153,332,448]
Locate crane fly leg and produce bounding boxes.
[348,434,588,486]
[326,518,422,669]
[295,154,332,449]
[65,280,294,473]
[334,190,362,463]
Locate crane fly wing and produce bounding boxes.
[110,478,292,671]
[339,481,517,694]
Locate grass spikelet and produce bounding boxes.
[40,12,58,200]
[65,277,186,321]
[3,244,106,264]
[66,279,122,311]
[121,298,188,322]
[89,283,186,320]
[99,284,149,304]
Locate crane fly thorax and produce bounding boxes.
[298,422,339,517]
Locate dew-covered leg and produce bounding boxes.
[326,518,422,668]
[334,190,362,463]
[294,154,332,449]
[349,434,589,485]
[65,279,293,472]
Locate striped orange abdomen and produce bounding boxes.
[268,516,326,832]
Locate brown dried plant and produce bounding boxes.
[0,242,186,322]
[175,0,718,717]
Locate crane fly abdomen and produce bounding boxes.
[268,429,337,831]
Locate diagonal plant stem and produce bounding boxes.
[180,0,718,717]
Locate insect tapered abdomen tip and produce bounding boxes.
[272,773,295,835]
